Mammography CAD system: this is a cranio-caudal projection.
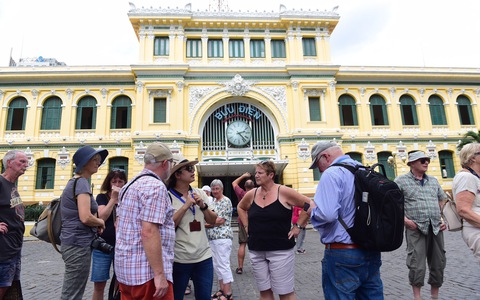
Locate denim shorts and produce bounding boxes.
[0,253,21,287]
[90,249,114,282]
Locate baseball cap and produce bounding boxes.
[309,141,338,169]
[144,142,173,164]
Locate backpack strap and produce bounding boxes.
[330,163,358,174]
[119,173,159,203]
[329,163,359,231]
[49,177,80,254]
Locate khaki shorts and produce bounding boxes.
[249,249,295,295]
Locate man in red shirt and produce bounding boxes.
[232,172,255,274]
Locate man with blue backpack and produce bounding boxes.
[309,141,384,300]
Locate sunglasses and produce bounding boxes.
[182,165,195,172]
[419,158,430,164]
[111,168,126,173]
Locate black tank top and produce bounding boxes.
[247,186,295,251]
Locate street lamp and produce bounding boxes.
[387,153,407,177]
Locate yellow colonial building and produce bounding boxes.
[0,3,479,206]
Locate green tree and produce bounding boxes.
[457,130,480,151]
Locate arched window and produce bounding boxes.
[41,96,62,130]
[377,151,395,180]
[457,95,475,125]
[428,95,447,125]
[369,95,389,126]
[111,96,132,129]
[399,95,418,125]
[76,96,97,129]
[339,95,358,126]
[36,158,56,189]
[6,97,27,130]
[109,157,129,175]
[346,152,362,163]
[438,150,455,178]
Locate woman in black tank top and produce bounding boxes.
[236,160,314,299]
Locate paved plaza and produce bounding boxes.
[21,228,480,300]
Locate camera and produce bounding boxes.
[91,235,114,254]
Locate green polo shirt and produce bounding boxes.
[395,172,447,235]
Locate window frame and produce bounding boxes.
[250,39,265,58]
[339,94,358,126]
[302,38,317,56]
[186,39,202,58]
[369,95,389,126]
[36,158,56,189]
[208,39,224,58]
[153,98,167,123]
[111,96,132,129]
[308,96,321,121]
[457,95,475,125]
[439,151,455,178]
[76,96,97,130]
[41,96,62,130]
[6,97,27,131]
[428,95,447,125]
[229,39,245,58]
[399,95,418,126]
[271,40,286,58]
[154,37,169,56]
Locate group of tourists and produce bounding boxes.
[2,141,480,300]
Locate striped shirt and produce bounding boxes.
[395,172,447,235]
[115,170,175,285]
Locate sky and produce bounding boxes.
[1,0,479,68]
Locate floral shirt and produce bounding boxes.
[206,196,233,240]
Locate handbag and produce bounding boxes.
[441,192,462,232]
[4,280,23,300]
[29,178,79,253]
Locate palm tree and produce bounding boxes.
[457,130,480,151]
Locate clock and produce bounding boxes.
[226,120,252,146]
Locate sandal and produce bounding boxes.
[219,293,233,300]
[235,267,243,274]
[211,289,223,299]
[184,284,191,295]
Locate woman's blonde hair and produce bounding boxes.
[459,142,480,168]
[257,160,276,176]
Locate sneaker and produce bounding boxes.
[296,249,306,254]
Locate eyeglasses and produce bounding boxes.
[474,152,480,156]
[419,158,430,164]
[182,165,195,172]
[165,158,174,163]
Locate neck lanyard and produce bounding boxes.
[466,167,480,179]
[170,188,195,215]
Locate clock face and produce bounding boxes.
[226,120,252,146]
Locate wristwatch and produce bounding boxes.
[294,223,305,230]
[200,203,209,211]
[303,202,311,212]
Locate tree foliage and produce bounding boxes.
[457,130,480,151]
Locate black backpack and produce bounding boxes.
[331,163,405,252]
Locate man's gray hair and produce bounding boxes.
[3,150,24,167]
